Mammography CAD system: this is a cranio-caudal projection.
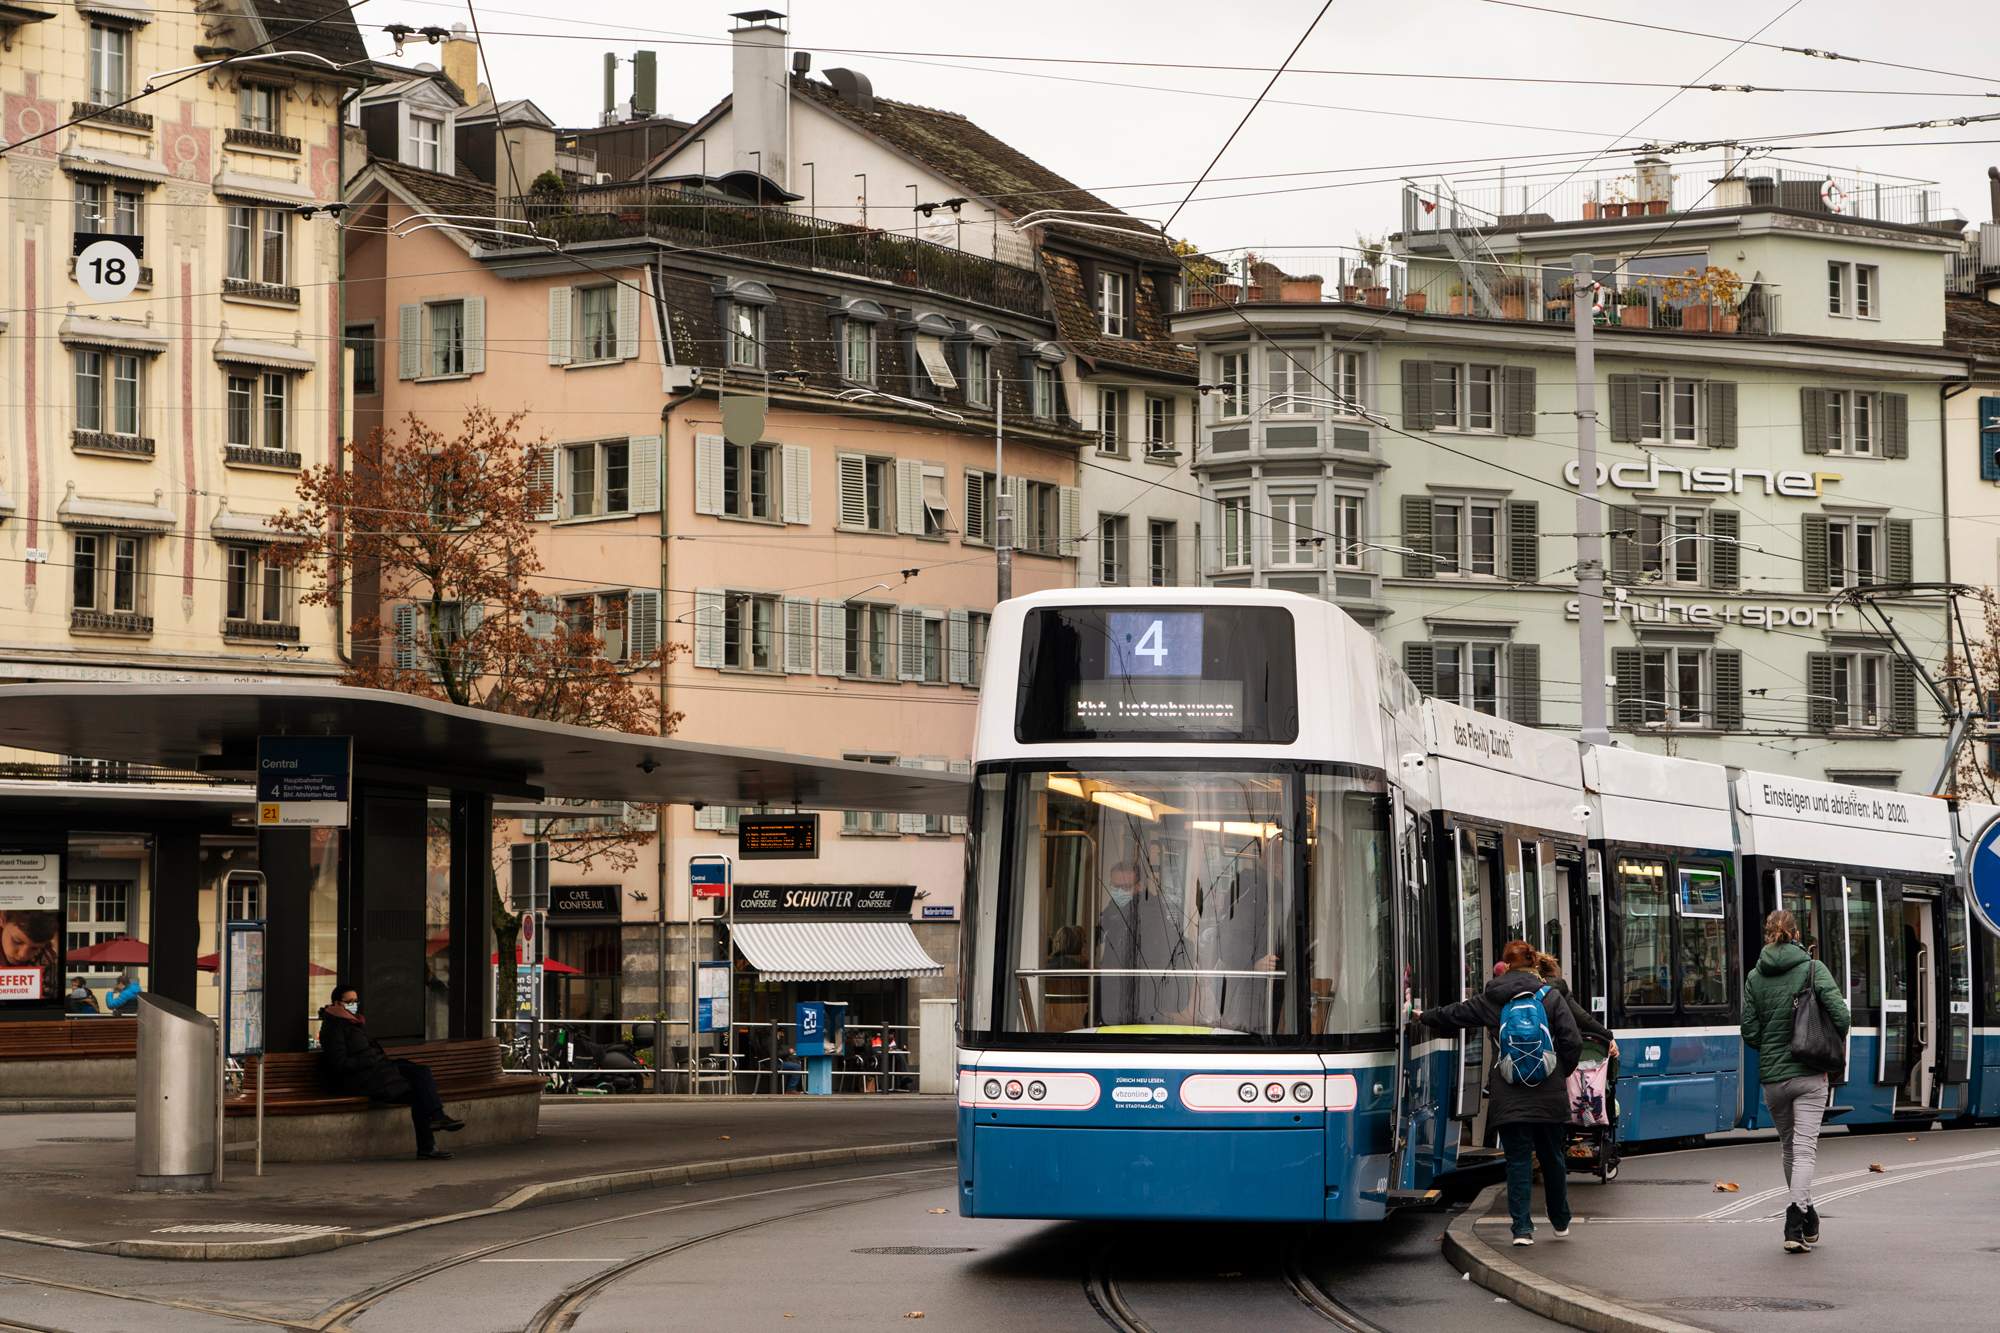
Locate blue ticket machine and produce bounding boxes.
[796,1000,846,1095]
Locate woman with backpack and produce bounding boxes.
[1419,939,1584,1246]
[1740,909,1851,1254]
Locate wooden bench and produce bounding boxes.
[226,1038,541,1161]
[0,1018,138,1097]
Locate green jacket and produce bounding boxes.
[1740,941,1852,1085]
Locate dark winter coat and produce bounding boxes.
[316,1006,411,1101]
[1421,968,1583,1127]
[1740,941,1851,1085]
[1548,976,1614,1048]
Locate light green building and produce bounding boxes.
[1175,161,1971,785]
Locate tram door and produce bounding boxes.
[1453,827,1502,1145]
[1389,797,1442,1195]
[1775,867,1853,1081]
[1941,893,1973,1104]
[1897,889,1936,1109]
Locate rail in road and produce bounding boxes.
[1086,1239,1388,1333]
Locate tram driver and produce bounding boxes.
[1194,850,1282,1033]
[1093,854,1194,1027]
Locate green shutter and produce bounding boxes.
[1401,495,1436,578]
[1507,500,1539,582]
[1403,641,1436,697]
[1891,658,1918,734]
[1802,514,1830,593]
[1508,642,1541,726]
[1887,517,1913,583]
[1607,503,1640,585]
[1607,374,1642,443]
[1882,392,1909,459]
[1612,647,1644,728]
[1503,365,1536,436]
[1713,649,1743,730]
[1800,388,1830,454]
[1708,509,1740,589]
[1400,359,1434,432]
[1806,653,1835,732]
[1705,380,1738,448]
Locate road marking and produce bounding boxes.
[1702,1146,2000,1218]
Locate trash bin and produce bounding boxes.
[135,994,217,1192]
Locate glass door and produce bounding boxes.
[1943,893,1972,1091]
[1878,881,1911,1087]
[1453,826,1488,1122]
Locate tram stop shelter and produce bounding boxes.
[0,682,967,1054]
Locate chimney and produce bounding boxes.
[631,50,657,119]
[730,9,788,186]
[1989,165,2000,224]
[441,23,482,104]
[602,53,617,127]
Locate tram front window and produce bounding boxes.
[1004,767,1300,1037]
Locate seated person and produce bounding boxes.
[105,971,142,1016]
[64,977,99,1015]
[318,982,465,1160]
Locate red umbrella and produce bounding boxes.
[195,953,335,976]
[67,936,150,965]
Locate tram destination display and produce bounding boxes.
[1015,605,1299,743]
[736,813,820,860]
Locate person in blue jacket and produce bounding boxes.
[104,970,142,1015]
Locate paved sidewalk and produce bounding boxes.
[1446,1123,2000,1333]
[0,1095,953,1259]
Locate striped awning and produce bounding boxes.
[729,920,943,982]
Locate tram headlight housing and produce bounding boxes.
[1004,1079,1024,1101]
[1264,1082,1285,1103]
[1237,1081,1258,1103]
[1027,1080,1047,1102]
[983,1079,1002,1100]
[1291,1081,1314,1104]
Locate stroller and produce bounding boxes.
[1563,1040,1621,1182]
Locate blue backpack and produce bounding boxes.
[1495,984,1559,1087]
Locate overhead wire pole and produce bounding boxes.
[1572,254,1610,746]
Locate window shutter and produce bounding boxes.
[1399,359,1433,431]
[1881,392,1909,459]
[692,589,726,668]
[783,597,815,674]
[1705,380,1737,448]
[1508,642,1541,726]
[1713,649,1743,730]
[1502,365,1536,436]
[1059,486,1082,557]
[817,599,844,676]
[397,304,421,380]
[529,445,560,521]
[1886,517,1913,583]
[629,588,660,663]
[963,470,988,544]
[838,454,867,529]
[616,280,642,360]
[628,435,662,514]
[1980,396,2000,481]
[782,444,811,524]
[1806,653,1835,732]
[693,804,728,832]
[896,458,924,534]
[548,287,573,366]
[897,608,924,681]
[695,434,726,516]
[948,608,970,684]
[1401,641,1435,696]
[1612,647,1644,728]
[1506,500,1538,582]
[1801,514,1830,593]
[1607,503,1640,585]
[462,297,486,375]
[1707,509,1740,589]
[1400,496,1435,578]
[1800,388,1829,454]
[1607,374,1641,443]
[1890,658,1918,734]
[392,603,418,669]
[897,757,927,834]
[948,759,971,835]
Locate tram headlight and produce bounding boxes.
[1027,1080,1047,1102]
[1004,1079,1024,1101]
[983,1079,1002,1100]
[1291,1081,1313,1104]
[1264,1082,1285,1103]
[1237,1081,1258,1103]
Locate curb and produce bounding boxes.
[0,1098,134,1113]
[21,1137,955,1262]
[1442,1184,1709,1333]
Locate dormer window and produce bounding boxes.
[411,115,443,171]
[715,279,777,370]
[1097,270,1129,338]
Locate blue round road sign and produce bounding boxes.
[1967,815,2000,935]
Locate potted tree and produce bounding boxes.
[1353,234,1390,307]
[1619,284,1651,328]
[1447,280,1466,316]
[1704,266,1744,333]
[1494,272,1529,321]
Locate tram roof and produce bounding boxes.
[0,683,968,814]
[1733,770,1954,875]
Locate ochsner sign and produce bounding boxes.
[1564,458,1840,499]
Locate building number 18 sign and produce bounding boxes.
[75,238,142,303]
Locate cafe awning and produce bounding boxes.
[728,921,943,982]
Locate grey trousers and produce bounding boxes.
[1766,1074,1831,1210]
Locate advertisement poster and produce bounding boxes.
[695,960,730,1034]
[0,850,61,1002]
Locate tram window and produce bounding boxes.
[1618,858,1673,1010]
[1678,866,1728,1009]
[1545,860,1570,968]
[1779,871,1820,967]
[1845,881,1881,1020]
[1584,858,1606,1007]
[1983,929,2000,1019]
[1458,831,1483,996]
[1307,778,1393,1036]
[1946,895,1970,1072]
[960,771,1005,1033]
[1519,844,1542,952]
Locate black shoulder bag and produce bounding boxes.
[1790,960,1845,1078]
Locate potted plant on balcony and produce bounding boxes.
[1619,284,1651,327]
[1404,286,1429,313]
[1353,234,1390,306]
[1494,272,1529,321]
[1546,277,1574,321]
[1704,265,1744,333]
[1447,280,1465,316]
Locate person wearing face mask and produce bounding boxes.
[318,983,464,1159]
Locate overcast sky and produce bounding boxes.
[372,0,2000,257]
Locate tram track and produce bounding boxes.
[1084,1237,1388,1333]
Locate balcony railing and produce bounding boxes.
[501,183,1047,317]
[71,429,154,458]
[70,608,152,635]
[224,619,300,642]
[1947,222,2000,294]
[224,444,301,469]
[71,101,151,132]
[224,126,301,154]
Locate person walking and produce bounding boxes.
[1419,939,1583,1246]
[1741,909,1850,1253]
[317,983,465,1160]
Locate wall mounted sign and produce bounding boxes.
[548,885,617,918]
[737,813,820,860]
[256,736,352,828]
[731,884,917,917]
[1564,597,1850,631]
[1563,458,1840,499]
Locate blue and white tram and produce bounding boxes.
[955,589,1435,1222]
[1734,772,1969,1130]
[1948,803,2000,1122]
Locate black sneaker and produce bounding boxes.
[1802,1205,1820,1247]
[1783,1203,1806,1253]
[417,1147,454,1160]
